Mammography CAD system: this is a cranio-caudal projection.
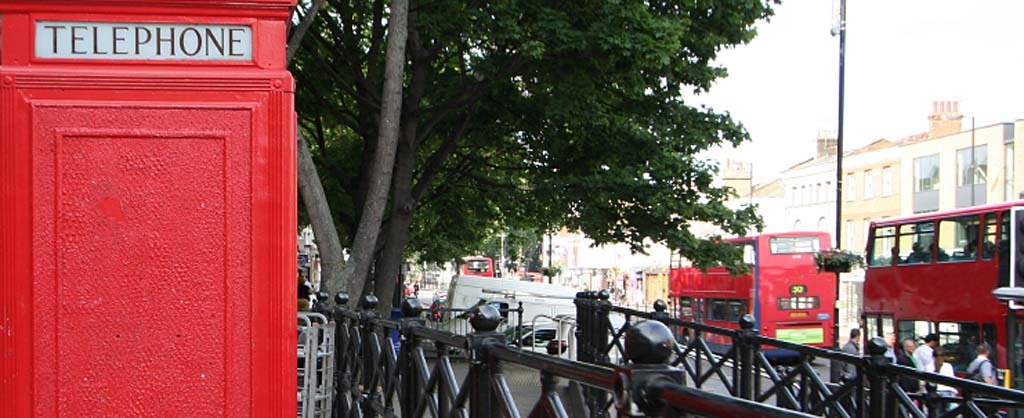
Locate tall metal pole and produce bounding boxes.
[833,0,847,350]
[499,234,506,278]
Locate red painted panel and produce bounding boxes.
[1,82,294,416]
[1,1,296,415]
[31,106,256,416]
[58,136,226,415]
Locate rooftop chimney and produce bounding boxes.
[928,100,963,138]
[816,130,837,159]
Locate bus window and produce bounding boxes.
[868,226,896,267]
[678,297,693,317]
[983,212,997,260]
[777,296,820,310]
[897,222,935,265]
[937,215,979,262]
[983,322,997,363]
[707,299,748,322]
[898,320,934,346]
[769,236,820,254]
[938,321,981,372]
[741,242,756,266]
[999,210,1011,287]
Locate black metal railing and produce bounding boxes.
[575,290,1024,418]
[328,293,815,418]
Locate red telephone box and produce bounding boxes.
[0,1,297,416]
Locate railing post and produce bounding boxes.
[864,336,890,418]
[612,320,684,417]
[398,298,425,418]
[923,382,940,418]
[737,314,758,401]
[575,290,613,417]
[466,304,506,418]
[333,292,352,418]
[358,295,380,418]
[651,299,670,321]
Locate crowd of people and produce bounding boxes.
[834,328,1002,413]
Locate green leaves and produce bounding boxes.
[293,0,774,274]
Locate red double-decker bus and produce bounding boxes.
[669,232,837,355]
[863,201,1024,386]
[460,256,495,277]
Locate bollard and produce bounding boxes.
[736,314,758,401]
[613,320,684,417]
[399,298,425,418]
[466,304,505,418]
[865,336,890,418]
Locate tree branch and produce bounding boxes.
[302,35,380,112]
[286,0,325,65]
[411,108,475,201]
[365,0,386,76]
[415,55,526,142]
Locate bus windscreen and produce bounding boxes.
[769,236,820,254]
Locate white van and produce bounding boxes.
[439,275,578,335]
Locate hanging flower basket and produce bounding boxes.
[814,249,865,273]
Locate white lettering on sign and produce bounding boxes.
[35,21,253,61]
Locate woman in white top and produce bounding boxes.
[933,347,957,412]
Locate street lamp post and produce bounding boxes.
[832,0,847,351]
[498,233,506,278]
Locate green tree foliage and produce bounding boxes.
[293,0,773,302]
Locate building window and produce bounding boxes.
[801,185,807,205]
[790,186,797,206]
[882,166,893,197]
[864,170,874,199]
[956,145,988,207]
[1005,143,1014,201]
[846,173,856,201]
[816,183,823,203]
[817,216,827,231]
[846,219,855,250]
[957,145,988,186]
[914,155,940,192]
[794,220,802,230]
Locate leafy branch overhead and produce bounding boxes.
[292,0,776,301]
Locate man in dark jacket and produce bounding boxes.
[837,328,861,381]
[897,337,921,393]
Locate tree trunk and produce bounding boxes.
[297,129,346,296]
[371,6,429,314]
[289,0,345,300]
[372,133,417,314]
[343,0,410,299]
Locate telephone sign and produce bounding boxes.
[36,21,253,60]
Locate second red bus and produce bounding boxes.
[669,231,837,356]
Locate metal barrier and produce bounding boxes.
[298,311,336,418]
[329,293,815,418]
[575,290,1024,418]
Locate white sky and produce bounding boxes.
[700,0,1024,182]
